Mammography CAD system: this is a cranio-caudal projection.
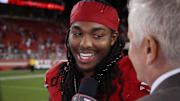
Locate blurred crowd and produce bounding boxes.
[0,17,69,60]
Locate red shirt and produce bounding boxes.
[45,56,150,101]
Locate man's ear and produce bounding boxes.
[143,35,158,65]
[111,31,119,46]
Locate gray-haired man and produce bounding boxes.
[128,0,180,101]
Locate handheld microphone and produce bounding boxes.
[71,77,98,101]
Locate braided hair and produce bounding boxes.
[50,0,126,101]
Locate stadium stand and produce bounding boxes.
[0,16,68,70]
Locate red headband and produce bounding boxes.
[70,1,119,31]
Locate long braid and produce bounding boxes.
[114,64,124,101]
[93,33,125,101]
[62,30,81,101]
[50,63,66,88]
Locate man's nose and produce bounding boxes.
[80,35,93,49]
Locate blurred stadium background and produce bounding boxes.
[0,0,129,101]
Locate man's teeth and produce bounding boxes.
[81,56,89,59]
[80,53,94,57]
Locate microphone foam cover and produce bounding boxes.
[78,77,98,98]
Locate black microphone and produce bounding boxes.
[71,77,98,101]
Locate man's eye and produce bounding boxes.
[93,34,103,39]
[72,32,81,36]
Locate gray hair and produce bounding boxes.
[128,0,180,65]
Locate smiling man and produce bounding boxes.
[45,0,149,101]
[69,21,116,73]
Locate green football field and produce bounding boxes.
[0,70,49,101]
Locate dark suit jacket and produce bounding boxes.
[137,72,180,101]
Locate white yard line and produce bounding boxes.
[0,70,31,74]
[1,85,47,91]
[0,74,44,81]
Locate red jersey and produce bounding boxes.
[45,56,150,101]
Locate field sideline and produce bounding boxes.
[0,70,49,101]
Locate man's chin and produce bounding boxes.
[78,67,95,73]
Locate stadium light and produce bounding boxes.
[0,0,65,11]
